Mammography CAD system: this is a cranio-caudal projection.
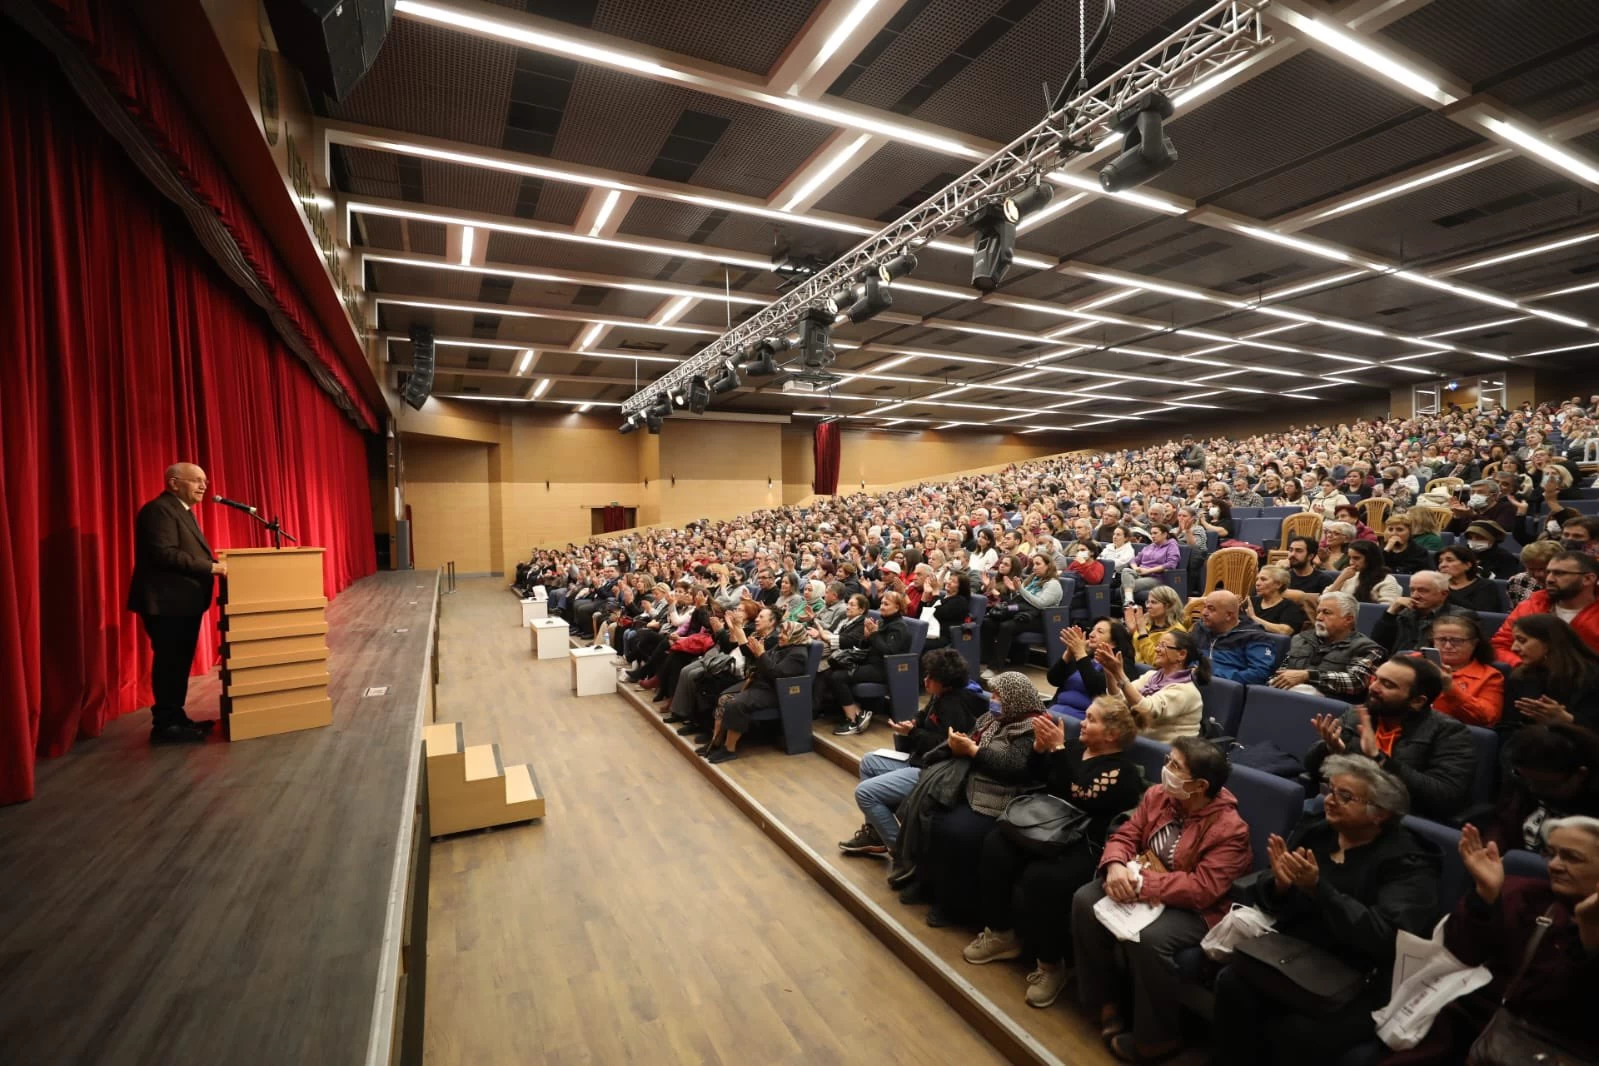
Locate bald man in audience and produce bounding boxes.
[1192,591,1277,685]
[127,462,227,743]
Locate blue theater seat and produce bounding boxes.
[762,640,823,755]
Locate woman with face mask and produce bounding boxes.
[1071,736,1252,1064]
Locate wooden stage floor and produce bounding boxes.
[0,570,439,1065]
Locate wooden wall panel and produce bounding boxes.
[404,440,494,572]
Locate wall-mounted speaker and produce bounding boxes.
[263,0,395,102]
[402,325,434,411]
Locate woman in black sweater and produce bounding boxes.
[960,696,1148,1009]
[697,613,810,764]
[919,572,973,651]
[828,590,914,736]
[1438,545,1508,613]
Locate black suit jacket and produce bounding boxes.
[126,492,217,616]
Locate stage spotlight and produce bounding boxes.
[1099,91,1176,193]
[879,251,918,282]
[843,276,892,323]
[745,336,788,376]
[710,360,741,394]
[686,374,711,414]
[644,410,664,434]
[967,182,1052,292]
[797,304,838,370]
[648,395,673,420]
[618,412,641,435]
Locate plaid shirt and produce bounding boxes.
[1506,571,1541,607]
[1281,631,1389,700]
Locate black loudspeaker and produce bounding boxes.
[264,0,396,102]
[403,325,435,411]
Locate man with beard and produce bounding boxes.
[1270,592,1387,699]
[1305,655,1475,822]
[1493,550,1599,663]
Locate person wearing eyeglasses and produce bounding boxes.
[1492,550,1599,665]
[1212,755,1439,1066]
[1384,818,1599,1065]
[1097,628,1207,743]
[1428,612,1505,728]
[127,462,228,744]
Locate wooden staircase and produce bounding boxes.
[423,723,544,837]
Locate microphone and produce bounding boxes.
[212,494,258,515]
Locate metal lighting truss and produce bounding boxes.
[621,0,1272,415]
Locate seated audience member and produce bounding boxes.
[839,648,987,856]
[1326,539,1402,605]
[1065,539,1105,586]
[1047,620,1135,719]
[1230,476,1263,509]
[1193,591,1277,685]
[1438,544,1505,613]
[1282,534,1334,605]
[1502,614,1599,735]
[982,552,1064,672]
[710,564,745,610]
[1099,523,1137,571]
[664,605,738,730]
[1561,513,1599,560]
[1213,755,1439,1066]
[1125,586,1187,666]
[1460,519,1522,580]
[751,567,780,607]
[1506,539,1561,607]
[1306,656,1475,822]
[698,615,810,764]
[1381,513,1433,574]
[1407,504,1450,552]
[1333,502,1376,541]
[1071,737,1252,1064]
[827,589,912,736]
[918,572,972,651]
[1447,480,1518,537]
[811,581,848,632]
[1493,550,1599,664]
[1428,612,1504,728]
[1387,818,1599,1065]
[1489,724,1599,852]
[970,528,999,574]
[961,696,1148,1008]
[1245,564,1307,635]
[1306,475,1352,520]
[1318,521,1357,571]
[1373,570,1455,654]
[912,673,1042,925]
[1100,627,1207,742]
[1271,591,1387,701]
[1120,522,1181,605]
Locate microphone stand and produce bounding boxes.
[242,508,299,549]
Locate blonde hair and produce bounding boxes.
[1145,585,1182,615]
[1407,505,1450,536]
[1258,565,1292,590]
[1088,694,1149,744]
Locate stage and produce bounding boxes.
[0,570,439,1066]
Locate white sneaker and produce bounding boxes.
[962,927,1021,965]
[1024,963,1070,1008]
[851,709,874,734]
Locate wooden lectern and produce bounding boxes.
[217,547,332,741]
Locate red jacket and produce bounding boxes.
[1068,558,1106,585]
[1097,783,1254,926]
[1491,591,1599,665]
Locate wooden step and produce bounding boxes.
[424,724,541,837]
[224,664,330,698]
[423,721,463,757]
[226,696,333,741]
[463,743,502,782]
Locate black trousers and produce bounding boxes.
[925,802,999,924]
[821,662,885,709]
[141,612,204,727]
[978,829,1097,963]
[1211,962,1381,1066]
[983,613,1039,669]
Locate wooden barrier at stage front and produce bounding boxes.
[218,547,332,741]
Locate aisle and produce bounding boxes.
[423,580,1007,1066]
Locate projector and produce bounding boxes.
[780,372,842,394]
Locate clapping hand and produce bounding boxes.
[1355,705,1380,758]
[1514,695,1573,725]
[947,728,978,758]
[1266,834,1297,894]
[1094,644,1125,681]
[1123,603,1146,633]
[1063,625,1088,660]
[1459,824,1504,904]
[1281,845,1320,893]
[1312,712,1346,753]
[863,616,879,636]
[1033,714,1065,753]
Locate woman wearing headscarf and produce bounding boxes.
[696,614,810,764]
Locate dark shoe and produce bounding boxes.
[151,722,206,744]
[832,717,860,736]
[925,907,951,928]
[693,732,711,744]
[674,723,699,735]
[695,742,721,757]
[651,691,668,704]
[706,748,740,765]
[851,709,873,734]
[662,714,686,724]
[182,718,216,734]
[1107,1034,1182,1064]
[898,882,930,905]
[839,823,887,856]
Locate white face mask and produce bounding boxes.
[1547,520,1562,534]
[1208,507,1220,518]
[1075,550,1090,563]
[1160,765,1192,799]
[1468,494,1488,509]
[1466,538,1492,552]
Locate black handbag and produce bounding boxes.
[1232,932,1367,1016]
[1467,908,1596,1066]
[997,794,1090,857]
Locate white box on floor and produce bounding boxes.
[531,585,548,601]
[520,598,548,625]
[530,617,569,660]
[569,645,617,696]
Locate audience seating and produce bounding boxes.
[1503,848,1550,879]
[1235,685,1348,764]
[1196,547,1258,602]
[764,641,824,755]
[1234,516,1279,548]
[1128,735,1170,785]
[1486,579,1511,612]
[1012,577,1073,664]
[1200,677,1246,736]
[1478,610,1508,636]
[853,616,929,721]
[1261,632,1292,671]
[1228,763,1310,875]
[1403,817,1467,915]
[1355,601,1385,638]
[1464,725,1500,810]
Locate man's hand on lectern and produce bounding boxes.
[212,561,229,576]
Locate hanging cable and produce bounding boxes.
[1048,0,1116,132]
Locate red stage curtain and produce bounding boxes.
[0,38,376,803]
[602,506,629,532]
[813,421,842,496]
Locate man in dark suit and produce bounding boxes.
[127,462,228,742]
